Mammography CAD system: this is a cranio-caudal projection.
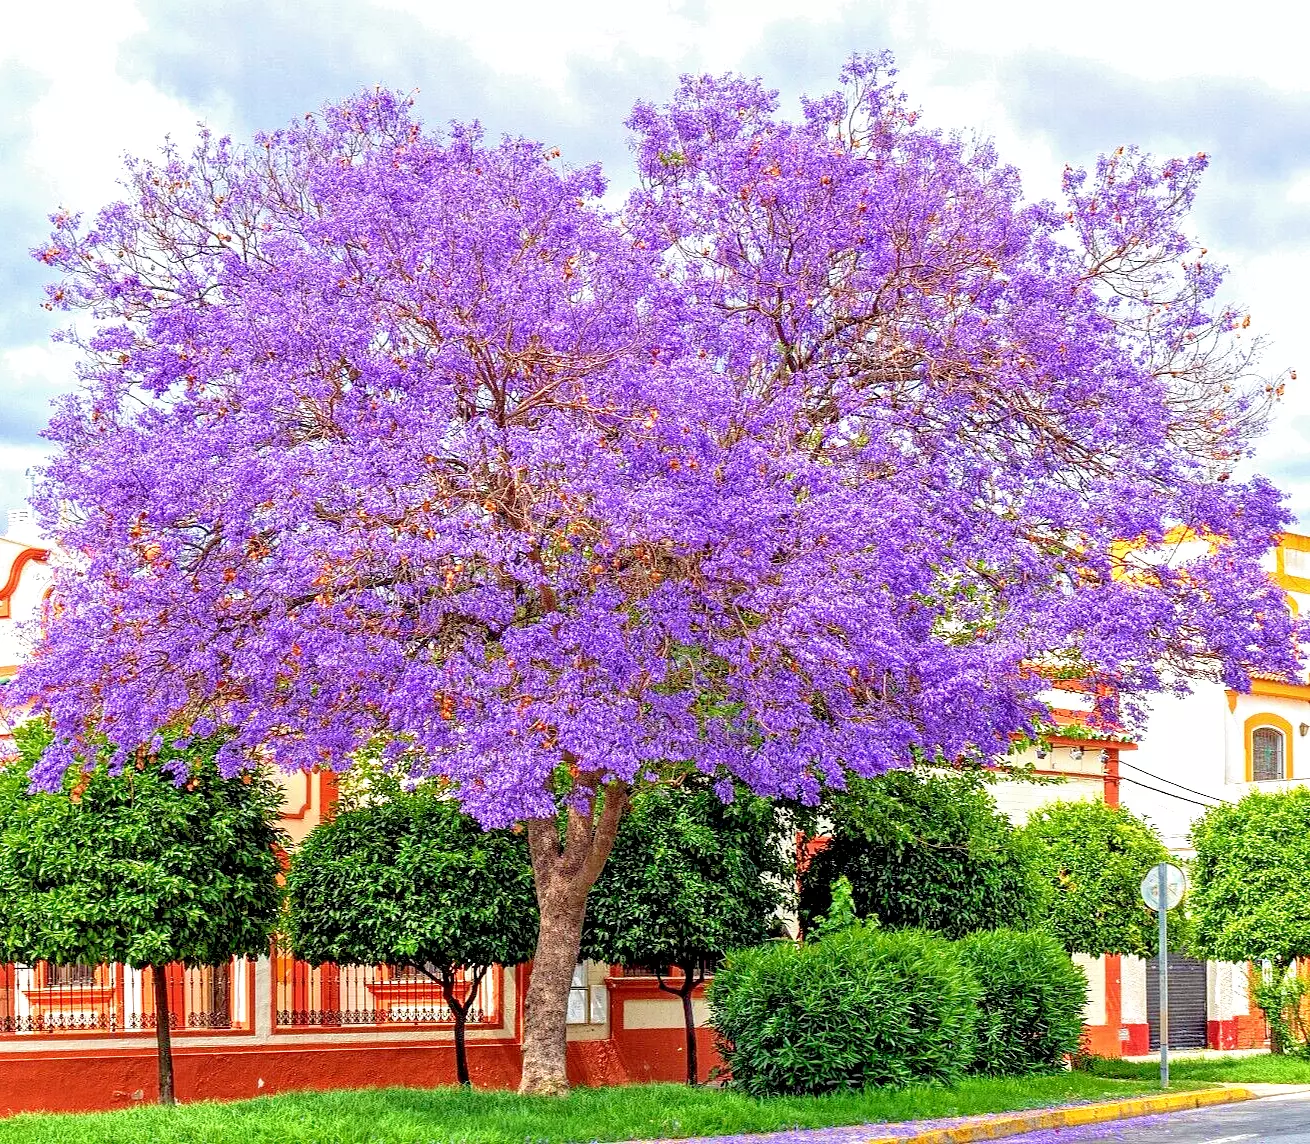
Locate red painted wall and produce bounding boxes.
[607,975,725,1085]
[0,979,722,1117]
[0,1035,698,1117]
[0,1041,521,1115]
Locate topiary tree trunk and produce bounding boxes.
[152,964,176,1106]
[433,964,489,1087]
[657,961,707,1085]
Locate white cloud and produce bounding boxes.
[6,2,203,212]
[0,0,1306,523]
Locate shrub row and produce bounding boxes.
[707,926,1086,1097]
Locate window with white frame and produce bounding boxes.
[1252,726,1287,782]
[566,962,608,1025]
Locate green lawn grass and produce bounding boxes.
[1089,1051,1310,1085]
[0,1075,1200,1144]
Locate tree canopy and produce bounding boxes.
[581,781,792,1083]
[14,55,1298,1091]
[1189,786,1310,968]
[0,720,285,1103]
[1019,799,1168,958]
[800,768,1043,939]
[285,781,538,1085]
[1189,788,1310,1054]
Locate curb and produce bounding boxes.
[866,1086,1257,1144]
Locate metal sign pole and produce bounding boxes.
[1157,861,1169,1089]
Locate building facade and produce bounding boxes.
[984,531,1310,1057]
[1104,531,1310,1053]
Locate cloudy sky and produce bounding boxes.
[2,0,1308,526]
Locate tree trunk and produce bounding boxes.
[659,962,705,1086]
[438,965,478,1087]
[680,969,702,1086]
[152,965,176,1106]
[519,780,629,1096]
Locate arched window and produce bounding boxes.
[1252,726,1287,782]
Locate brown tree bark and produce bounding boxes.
[519,779,629,1096]
[152,964,176,1106]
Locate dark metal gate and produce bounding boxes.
[1146,954,1208,1050]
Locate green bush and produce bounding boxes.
[956,929,1088,1075]
[707,927,979,1096]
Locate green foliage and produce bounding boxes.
[1252,971,1310,1057]
[1189,786,1310,970]
[1019,800,1168,957]
[286,783,539,1085]
[799,769,1043,940]
[0,720,286,969]
[0,1075,1194,1144]
[955,929,1088,1076]
[581,782,792,974]
[286,786,539,974]
[707,928,980,1096]
[811,876,864,939]
[1190,789,1310,1055]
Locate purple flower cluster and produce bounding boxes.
[14,56,1300,822]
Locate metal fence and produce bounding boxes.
[272,954,504,1031]
[0,961,254,1036]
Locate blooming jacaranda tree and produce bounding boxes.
[14,55,1300,1093]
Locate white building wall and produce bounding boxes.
[0,536,51,672]
[1121,955,1147,1025]
[990,745,1105,828]
[1206,960,1252,1023]
[1073,952,1107,1026]
[1119,684,1229,853]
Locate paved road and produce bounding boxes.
[1004,1089,1310,1142]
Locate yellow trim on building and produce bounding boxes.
[1244,711,1294,782]
[1274,531,1310,594]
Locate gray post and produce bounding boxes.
[1157,862,1169,1089]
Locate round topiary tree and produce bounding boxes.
[581,781,793,1084]
[1189,787,1310,1053]
[284,781,539,1085]
[1019,799,1169,957]
[0,721,285,1105]
[800,768,1043,939]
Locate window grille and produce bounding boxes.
[271,955,502,1030]
[51,964,96,988]
[0,961,253,1036]
[1252,727,1286,782]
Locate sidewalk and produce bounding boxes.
[1121,1046,1269,1063]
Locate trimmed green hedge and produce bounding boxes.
[956,928,1088,1075]
[707,927,979,1096]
